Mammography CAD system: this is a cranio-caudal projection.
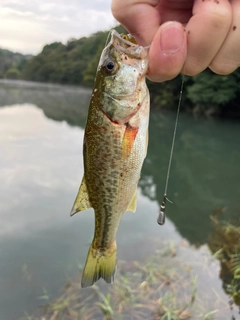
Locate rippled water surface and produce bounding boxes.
[0,80,239,319]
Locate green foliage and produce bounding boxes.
[4,67,20,79]
[187,69,240,110]
[147,75,193,111]
[208,215,240,305]
[22,26,126,87]
[0,48,32,79]
[82,44,102,87]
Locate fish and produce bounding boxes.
[70,30,150,288]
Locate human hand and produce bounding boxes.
[111,0,239,82]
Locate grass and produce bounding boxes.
[18,211,240,320]
[21,236,239,320]
[208,215,240,306]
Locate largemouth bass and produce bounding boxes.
[71,30,149,288]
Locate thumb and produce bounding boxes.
[147,21,187,82]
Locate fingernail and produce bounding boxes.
[160,22,185,54]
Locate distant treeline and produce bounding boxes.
[1,25,240,117]
[0,49,32,79]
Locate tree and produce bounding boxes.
[187,69,240,115]
[5,67,20,79]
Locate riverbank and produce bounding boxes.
[22,229,239,320]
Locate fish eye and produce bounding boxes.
[106,61,115,70]
[103,59,118,75]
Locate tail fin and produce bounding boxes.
[81,241,117,288]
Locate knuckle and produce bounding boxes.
[183,60,206,77]
[183,69,202,77]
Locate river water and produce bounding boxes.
[0,80,239,319]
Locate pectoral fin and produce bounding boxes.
[122,124,138,159]
[70,176,92,216]
[127,189,137,212]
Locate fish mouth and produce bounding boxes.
[105,30,149,61]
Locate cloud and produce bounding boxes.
[0,0,116,54]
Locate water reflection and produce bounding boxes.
[0,80,239,319]
[0,79,91,127]
[141,111,240,244]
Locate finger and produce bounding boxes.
[209,0,240,74]
[183,0,232,76]
[111,0,161,45]
[147,21,187,82]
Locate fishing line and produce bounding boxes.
[157,73,185,225]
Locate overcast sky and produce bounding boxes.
[0,0,117,54]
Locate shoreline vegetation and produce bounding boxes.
[1,25,240,119]
[208,216,240,307]
[21,215,240,320]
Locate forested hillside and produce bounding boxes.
[1,25,240,117]
[0,49,32,79]
[21,25,126,86]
